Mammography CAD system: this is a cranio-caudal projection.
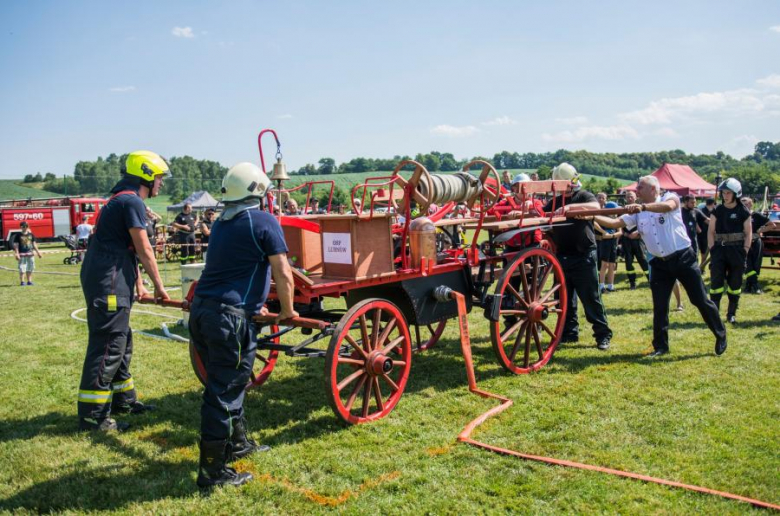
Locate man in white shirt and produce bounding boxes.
[75,216,93,247]
[589,176,727,357]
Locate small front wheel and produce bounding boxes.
[325,298,412,424]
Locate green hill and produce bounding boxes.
[0,180,63,201]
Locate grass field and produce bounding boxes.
[0,180,61,200]
[0,248,777,514]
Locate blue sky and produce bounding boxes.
[1,0,779,179]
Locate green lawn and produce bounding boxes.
[0,250,777,513]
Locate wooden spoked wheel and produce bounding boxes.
[463,160,501,209]
[490,247,567,374]
[325,299,412,425]
[390,159,434,213]
[189,324,280,391]
[413,320,447,352]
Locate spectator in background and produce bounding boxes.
[13,221,43,286]
[621,190,649,289]
[200,208,215,261]
[173,203,198,265]
[285,199,300,215]
[501,170,512,191]
[144,207,161,248]
[595,202,622,293]
[698,198,716,268]
[530,172,539,181]
[75,215,93,248]
[741,197,771,294]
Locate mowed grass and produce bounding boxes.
[0,248,778,514]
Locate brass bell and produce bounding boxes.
[270,158,289,182]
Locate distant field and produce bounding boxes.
[0,180,61,200]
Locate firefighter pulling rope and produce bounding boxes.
[433,286,780,511]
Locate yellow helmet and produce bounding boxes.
[124,151,171,184]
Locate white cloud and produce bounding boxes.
[276,114,293,119]
[619,88,767,125]
[109,86,136,93]
[172,26,195,38]
[481,116,517,126]
[430,124,479,137]
[652,127,679,137]
[541,125,639,143]
[555,116,588,125]
[757,74,780,88]
[770,25,780,33]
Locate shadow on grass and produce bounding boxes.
[552,350,710,374]
[0,334,508,512]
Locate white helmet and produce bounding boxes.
[552,162,579,184]
[221,162,271,202]
[718,178,742,198]
[511,173,531,185]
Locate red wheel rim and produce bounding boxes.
[188,324,279,391]
[414,320,447,352]
[326,299,412,425]
[490,248,567,374]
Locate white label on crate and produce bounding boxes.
[323,232,352,264]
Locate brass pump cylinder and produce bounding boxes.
[409,217,437,268]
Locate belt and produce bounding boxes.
[191,296,255,319]
[653,248,688,262]
[714,233,745,245]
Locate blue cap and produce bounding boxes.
[605,201,619,209]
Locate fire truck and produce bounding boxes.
[0,196,108,249]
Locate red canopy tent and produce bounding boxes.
[619,163,716,197]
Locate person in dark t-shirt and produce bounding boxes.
[740,197,771,294]
[708,179,751,323]
[542,163,612,350]
[12,221,43,285]
[680,195,705,255]
[173,203,198,265]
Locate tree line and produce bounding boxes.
[33,141,780,202]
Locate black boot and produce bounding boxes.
[79,417,130,432]
[726,294,739,323]
[229,416,270,462]
[628,274,636,290]
[197,439,253,490]
[112,400,156,415]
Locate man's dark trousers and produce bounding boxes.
[189,298,257,441]
[622,236,649,286]
[649,247,725,352]
[560,249,612,342]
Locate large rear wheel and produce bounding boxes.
[490,247,566,374]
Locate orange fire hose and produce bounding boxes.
[443,288,779,511]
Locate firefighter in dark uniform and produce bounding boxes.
[189,162,297,490]
[621,189,649,289]
[199,208,215,261]
[708,178,752,324]
[173,203,197,264]
[543,163,612,350]
[77,151,170,431]
[740,197,770,294]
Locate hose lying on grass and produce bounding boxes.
[70,307,189,343]
[440,287,780,512]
